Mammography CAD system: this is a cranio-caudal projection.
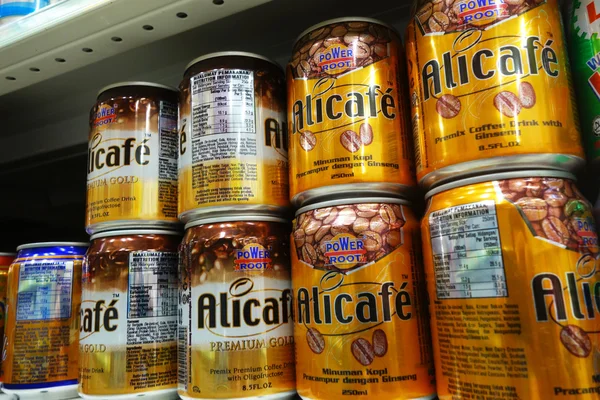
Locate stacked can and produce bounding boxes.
[288,17,436,400]
[408,0,600,399]
[80,82,182,399]
[176,52,296,400]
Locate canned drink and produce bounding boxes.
[178,52,289,223]
[421,170,600,399]
[2,242,88,400]
[568,0,600,167]
[86,81,180,234]
[178,216,296,399]
[407,0,585,189]
[288,18,416,207]
[78,229,181,399]
[0,252,14,381]
[291,198,436,400]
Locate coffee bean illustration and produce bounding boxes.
[494,91,522,118]
[300,130,317,151]
[515,197,548,221]
[560,325,592,358]
[436,94,461,118]
[519,81,536,108]
[340,130,362,153]
[359,123,374,145]
[351,338,375,366]
[372,329,388,357]
[307,328,325,354]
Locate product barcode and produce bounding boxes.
[178,326,188,387]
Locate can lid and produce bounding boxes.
[97,81,179,98]
[90,229,183,240]
[0,252,16,257]
[185,215,288,229]
[184,51,281,73]
[294,17,398,45]
[16,242,89,251]
[424,169,577,200]
[295,197,410,217]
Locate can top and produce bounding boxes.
[295,17,398,45]
[185,215,288,230]
[97,81,179,98]
[185,51,280,73]
[0,252,16,257]
[425,170,577,200]
[16,242,89,251]
[296,196,411,217]
[90,229,182,240]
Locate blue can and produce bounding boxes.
[1,242,88,400]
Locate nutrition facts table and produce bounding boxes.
[16,261,73,321]
[191,69,255,136]
[128,251,178,319]
[429,200,508,300]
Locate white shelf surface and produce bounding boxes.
[0,0,411,165]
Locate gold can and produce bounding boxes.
[0,252,14,381]
[178,216,296,399]
[291,198,436,400]
[407,0,585,188]
[288,18,416,207]
[86,82,180,233]
[178,52,289,223]
[421,171,600,399]
[79,230,181,399]
[2,242,87,399]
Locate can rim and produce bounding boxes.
[295,197,411,217]
[17,242,89,250]
[294,17,398,46]
[90,229,183,240]
[184,51,281,73]
[97,81,179,98]
[424,170,577,200]
[0,253,16,257]
[185,215,288,229]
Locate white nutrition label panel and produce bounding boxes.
[191,69,255,136]
[429,200,508,300]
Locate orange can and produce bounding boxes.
[406,0,585,188]
[0,252,15,381]
[288,18,415,207]
[2,242,87,400]
[421,171,600,399]
[291,198,436,400]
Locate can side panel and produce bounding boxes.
[288,22,416,202]
[421,179,600,399]
[178,59,289,217]
[410,0,584,183]
[2,258,82,387]
[86,95,179,228]
[79,235,180,396]
[292,204,435,400]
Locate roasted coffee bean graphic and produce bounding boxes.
[300,130,317,151]
[360,123,374,145]
[429,11,450,32]
[291,20,395,79]
[500,177,597,252]
[351,338,375,366]
[519,81,536,108]
[436,94,461,118]
[560,325,592,358]
[340,130,362,153]
[307,327,325,354]
[294,203,406,271]
[494,91,522,118]
[372,329,388,357]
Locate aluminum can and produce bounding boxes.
[0,252,14,382]
[179,52,289,223]
[2,242,87,400]
[178,216,296,400]
[78,229,181,399]
[291,198,436,400]
[86,82,180,233]
[421,170,600,399]
[288,18,416,207]
[407,0,585,188]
